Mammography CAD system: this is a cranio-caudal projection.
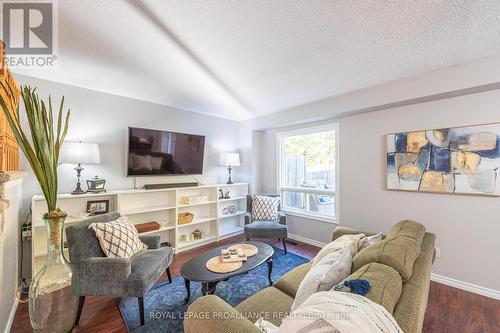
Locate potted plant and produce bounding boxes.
[0,85,78,332]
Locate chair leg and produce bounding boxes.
[74,296,85,326]
[138,297,145,326]
[282,238,287,254]
[166,266,172,283]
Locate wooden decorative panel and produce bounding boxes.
[0,40,20,172]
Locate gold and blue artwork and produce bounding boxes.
[386,123,500,195]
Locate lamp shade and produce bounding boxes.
[59,142,100,164]
[219,152,240,167]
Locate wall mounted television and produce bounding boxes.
[127,127,205,176]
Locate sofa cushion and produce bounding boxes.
[393,233,436,333]
[125,246,173,296]
[338,263,402,314]
[292,246,352,311]
[244,221,287,239]
[352,236,421,282]
[235,286,294,326]
[273,263,312,297]
[386,220,426,244]
[311,233,364,266]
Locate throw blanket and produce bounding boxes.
[256,291,403,333]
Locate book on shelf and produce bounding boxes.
[221,248,247,263]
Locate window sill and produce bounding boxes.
[282,209,339,224]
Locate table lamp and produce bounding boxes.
[220,152,240,184]
[60,142,100,195]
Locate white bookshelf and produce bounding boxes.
[31,183,248,277]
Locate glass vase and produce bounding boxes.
[29,214,79,332]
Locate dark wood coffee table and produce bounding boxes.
[181,241,274,303]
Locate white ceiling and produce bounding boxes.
[14,0,500,121]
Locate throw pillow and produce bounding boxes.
[311,233,365,266]
[251,195,280,221]
[359,232,384,251]
[292,246,352,311]
[89,216,146,258]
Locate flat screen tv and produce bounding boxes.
[127,127,205,176]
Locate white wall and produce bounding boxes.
[253,88,500,294]
[14,74,243,214]
[0,175,24,333]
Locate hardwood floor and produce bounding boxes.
[11,235,500,333]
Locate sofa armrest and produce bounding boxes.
[244,212,252,225]
[139,234,161,249]
[278,211,287,225]
[332,226,377,241]
[185,295,261,333]
[74,257,131,295]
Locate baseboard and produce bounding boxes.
[287,233,327,248]
[218,230,244,241]
[6,287,21,332]
[431,273,500,301]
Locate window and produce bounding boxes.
[277,123,338,221]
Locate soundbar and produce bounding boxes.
[144,182,199,190]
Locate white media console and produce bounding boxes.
[31,183,249,277]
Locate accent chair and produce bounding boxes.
[244,194,288,253]
[65,212,173,327]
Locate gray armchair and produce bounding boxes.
[65,212,173,327]
[244,194,288,253]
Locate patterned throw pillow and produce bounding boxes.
[89,216,146,258]
[251,195,280,221]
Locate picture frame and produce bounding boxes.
[87,200,110,215]
[386,122,500,196]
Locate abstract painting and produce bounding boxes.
[386,123,500,195]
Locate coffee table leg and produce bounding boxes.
[267,258,273,285]
[202,281,219,295]
[184,278,191,303]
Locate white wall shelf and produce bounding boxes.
[177,217,217,228]
[218,196,247,202]
[219,210,247,219]
[120,205,176,215]
[31,183,248,278]
[177,235,218,250]
[178,201,217,208]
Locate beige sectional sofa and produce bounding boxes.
[185,221,436,333]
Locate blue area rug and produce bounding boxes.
[117,247,309,332]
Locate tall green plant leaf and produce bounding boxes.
[0,85,70,214]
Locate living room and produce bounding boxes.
[0,1,499,333]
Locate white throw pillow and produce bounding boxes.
[251,195,280,221]
[131,154,152,171]
[89,216,146,258]
[292,246,352,311]
[311,233,364,266]
[277,291,403,333]
[359,232,384,251]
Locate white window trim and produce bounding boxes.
[276,122,339,224]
